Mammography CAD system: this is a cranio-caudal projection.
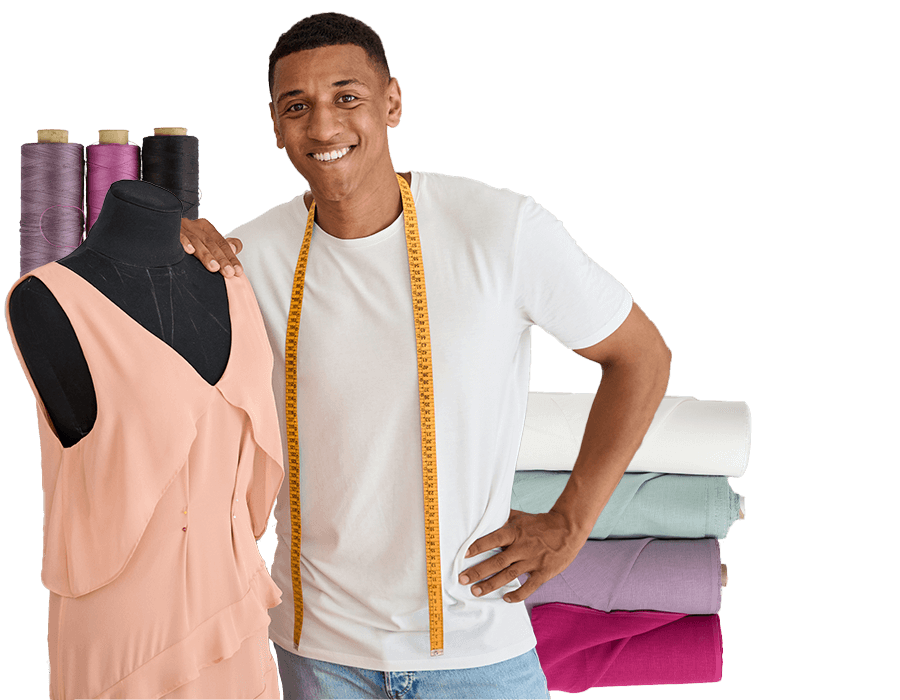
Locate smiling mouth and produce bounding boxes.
[310,146,355,163]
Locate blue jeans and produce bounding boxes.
[273,643,551,699]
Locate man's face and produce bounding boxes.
[269,44,401,203]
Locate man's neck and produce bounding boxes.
[304,171,412,240]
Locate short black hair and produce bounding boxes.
[268,13,391,98]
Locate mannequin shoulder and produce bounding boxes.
[8,275,69,336]
[7,275,85,383]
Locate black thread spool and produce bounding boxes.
[141,127,200,219]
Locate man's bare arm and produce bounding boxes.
[180,218,244,277]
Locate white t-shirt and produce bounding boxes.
[231,171,633,671]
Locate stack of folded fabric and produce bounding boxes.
[513,393,750,692]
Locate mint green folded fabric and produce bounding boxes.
[511,471,741,539]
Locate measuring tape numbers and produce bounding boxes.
[284,173,445,656]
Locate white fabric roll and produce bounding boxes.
[517,393,751,477]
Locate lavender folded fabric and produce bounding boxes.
[532,603,723,690]
[520,538,721,614]
[511,470,741,539]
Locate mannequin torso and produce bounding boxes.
[8,180,230,447]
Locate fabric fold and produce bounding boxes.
[517,393,751,477]
[511,470,741,539]
[532,603,723,690]
[521,538,721,614]
[214,275,284,541]
[98,565,282,699]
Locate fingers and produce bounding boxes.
[186,234,220,272]
[466,510,526,557]
[210,235,243,276]
[180,218,244,277]
[460,546,512,585]
[459,510,581,603]
[459,549,528,598]
[459,522,524,597]
[501,571,544,604]
[465,524,515,558]
[180,230,196,254]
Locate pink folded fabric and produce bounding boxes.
[531,603,723,690]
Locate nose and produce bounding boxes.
[306,104,342,143]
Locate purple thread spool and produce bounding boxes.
[86,130,141,232]
[19,130,85,277]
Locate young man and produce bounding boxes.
[181,12,671,700]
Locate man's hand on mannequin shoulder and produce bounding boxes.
[180,218,244,277]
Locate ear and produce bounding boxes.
[385,77,402,128]
[269,102,285,149]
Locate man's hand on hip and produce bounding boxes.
[458,509,586,603]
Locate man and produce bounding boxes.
[181,12,671,700]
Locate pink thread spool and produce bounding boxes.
[86,130,140,232]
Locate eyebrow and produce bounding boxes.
[276,79,365,104]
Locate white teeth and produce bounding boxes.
[312,147,351,162]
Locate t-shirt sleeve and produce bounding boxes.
[513,196,633,350]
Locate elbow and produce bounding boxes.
[655,338,672,392]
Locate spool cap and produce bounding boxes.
[154,127,188,136]
[99,130,129,144]
[37,129,68,143]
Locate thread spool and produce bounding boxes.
[19,130,85,276]
[141,127,200,219]
[721,564,727,587]
[86,130,141,232]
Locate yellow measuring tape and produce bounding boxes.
[284,173,444,656]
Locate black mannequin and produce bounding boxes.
[8,180,231,448]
